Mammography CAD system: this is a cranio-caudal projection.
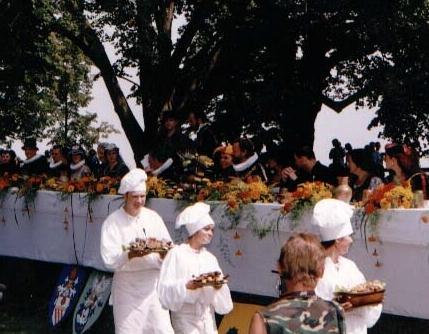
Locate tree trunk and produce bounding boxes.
[53,21,146,163]
[281,91,321,150]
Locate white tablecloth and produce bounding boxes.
[1,191,429,319]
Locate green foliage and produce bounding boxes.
[2,0,429,156]
[0,0,117,149]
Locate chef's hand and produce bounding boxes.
[341,301,353,311]
[186,280,202,290]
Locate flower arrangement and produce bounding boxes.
[146,176,168,198]
[356,181,414,251]
[362,182,413,214]
[42,176,120,196]
[281,182,333,222]
[196,177,274,213]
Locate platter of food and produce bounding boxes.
[192,271,229,288]
[122,237,173,254]
[335,280,386,307]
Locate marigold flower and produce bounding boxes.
[95,183,105,193]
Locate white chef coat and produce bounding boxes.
[100,206,174,334]
[157,243,233,334]
[316,256,382,334]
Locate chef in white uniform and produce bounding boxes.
[313,198,382,334]
[100,168,174,334]
[157,202,233,334]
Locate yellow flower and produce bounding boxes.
[380,198,391,210]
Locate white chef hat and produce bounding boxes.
[175,202,215,236]
[312,198,354,241]
[118,168,147,194]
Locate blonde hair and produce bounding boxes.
[278,233,325,288]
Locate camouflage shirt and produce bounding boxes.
[260,290,346,334]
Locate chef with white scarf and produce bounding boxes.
[100,168,174,334]
[313,199,382,334]
[157,202,233,334]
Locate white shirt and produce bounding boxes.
[316,256,382,334]
[158,243,233,334]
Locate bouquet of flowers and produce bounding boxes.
[197,177,274,213]
[281,182,333,221]
[356,181,413,250]
[362,181,413,214]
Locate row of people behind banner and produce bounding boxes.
[139,109,429,201]
[0,138,129,181]
[1,109,427,201]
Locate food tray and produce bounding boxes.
[335,290,385,307]
[192,273,229,287]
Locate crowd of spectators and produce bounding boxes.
[1,113,428,200]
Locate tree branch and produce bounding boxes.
[170,5,208,71]
[321,87,370,113]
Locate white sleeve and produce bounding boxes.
[100,220,128,271]
[203,256,233,314]
[157,248,201,311]
[347,261,382,328]
[212,284,233,314]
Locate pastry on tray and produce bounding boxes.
[122,237,173,254]
[192,271,229,287]
[335,280,386,307]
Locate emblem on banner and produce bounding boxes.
[73,270,113,334]
[48,265,87,328]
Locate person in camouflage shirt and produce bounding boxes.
[249,233,346,334]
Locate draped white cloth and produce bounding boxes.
[157,243,233,334]
[1,193,429,319]
[316,256,382,334]
[100,206,174,334]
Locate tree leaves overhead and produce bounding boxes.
[2,0,429,156]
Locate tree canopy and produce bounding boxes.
[1,0,429,160]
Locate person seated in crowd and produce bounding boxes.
[187,110,218,157]
[347,148,384,202]
[20,138,48,176]
[212,144,235,181]
[260,146,292,187]
[158,110,192,156]
[87,142,108,178]
[86,148,98,174]
[47,145,68,178]
[145,146,182,182]
[231,138,268,182]
[0,149,19,175]
[384,143,429,199]
[158,202,233,333]
[313,199,382,334]
[249,233,346,334]
[281,145,336,190]
[69,145,91,181]
[102,144,130,179]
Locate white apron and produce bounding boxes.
[112,269,173,334]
